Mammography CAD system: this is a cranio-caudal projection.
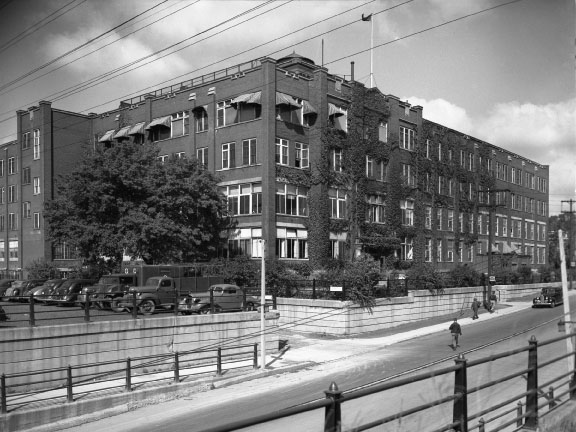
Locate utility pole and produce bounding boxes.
[561,199,576,276]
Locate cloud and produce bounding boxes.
[403,96,576,214]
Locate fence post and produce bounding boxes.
[548,387,556,409]
[174,295,179,316]
[478,418,485,432]
[210,289,214,314]
[516,401,523,428]
[524,336,538,430]
[131,292,138,319]
[174,352,180,383]
[452,353,468,432]
[217,347,222,376]
[1,373,6,414]
[125,357,132,392]
[324,381,342,432]
[66,365,73,403]
[28,295,35,327]
[312,279,317,300]
[272,289,277,309]
[242,289,247,311]
[84,295,91,322]
[342,281,346,301]
[253,343,258,369]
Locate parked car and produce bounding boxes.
[0,279,15,299]
[77,274,139,311]
[30,279,65,304]
[49,279,98,306]
[3,281,29,302]
[20,279,49,301]
[178,284,259,315]
[532,287,563,308]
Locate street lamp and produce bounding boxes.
[557,319,576,399]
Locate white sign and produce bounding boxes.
[330,286,343,292]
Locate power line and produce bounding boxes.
[0,0,172,93]
[0,0,88,54]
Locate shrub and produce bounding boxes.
[449,265,481,287]
[406,263,445,294]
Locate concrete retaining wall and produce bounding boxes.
[276,283,558,336]
[0,311,280,388]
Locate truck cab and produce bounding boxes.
[119,275,178,315]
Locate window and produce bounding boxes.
[295,142,309,168]
[402,163,416,187]
[276,183,308,216]
[8,213,17,230]
[460,151,466,167]
[170,111,189,138]
[469,214,474,234]
[425,206,432,229]
[448,179,455,197]
[194,107,208,132]
[276,228,308,259]
[222,183,262,216]
[275,138,288,165]
[447,210,454,231]
[328,104,347,131]
[53,242,78,260]
[425,238,432,262]
[8,185,16,203]
[401,237,413,260]
[196,147,208,169]
[437,239,443,262]
[0,187,3,204]
[9,240,18,260]
[331,149,342,172]
[377,161,385,181]
[436,208,443,230]
[329,188,347,219]
[468,153,474,171]
[219,97,262,127]
[457,241,463,262]
[425,140,431,159]
[0,215,3,231]
[447,239,454,262]
[0,160,3,177]
[33,129,40,159]
[22,132,30,149]
[276,97,303,125]
[23,167,31,185]
[399,126,415,151]
[437,143,442,161]
[34,212,41,229]
[8,157,16,175]
[23,202,31,219]
[502,217,508,237]
[33,177,40,194]
[222,142,236,169]
[401,199,414,226]
[366,156,374,178]
[379,123,388,143]
[242,138,257,166]
[438,175,446,195]
[228,228,262,258]
[331,239,346,259]
[366,195,385,223]
[217,100,234,127]
[158,155,169,163]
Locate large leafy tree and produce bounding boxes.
[44,142,232,266]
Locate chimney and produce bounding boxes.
[351,61,355,82]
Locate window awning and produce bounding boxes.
[145,116,171,130]
[128,122,146,135]
[231,91,261,106]
[302,100,317,115]
[328,103,347,117]
[192,105,208,113]
[98,129,115,142]
[276,92,301,108]
[113,126,131,139]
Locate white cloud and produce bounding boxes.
[404,97,473,133]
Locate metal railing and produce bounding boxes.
[1,342,258,414]
[200,333,576,432]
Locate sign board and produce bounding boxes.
[330,286,343,292]
[489,276,496,283]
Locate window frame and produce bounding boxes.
[275,138,288,166]
[295,142,309,169]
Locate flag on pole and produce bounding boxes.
[361,13,372,21]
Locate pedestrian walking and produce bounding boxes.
[489,292,498,312]
[449,318,462,350]
[471,298,479,320]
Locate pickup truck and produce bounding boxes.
[76,274,138,311]
[118,275,179,315]
[178,284,259,315]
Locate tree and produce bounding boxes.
[44,142,232,266]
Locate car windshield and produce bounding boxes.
[542,288,558,295]
[11,281,26,288]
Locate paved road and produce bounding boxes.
[69,296,575,432]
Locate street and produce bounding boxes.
[69,295,576,432]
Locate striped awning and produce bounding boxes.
[98,129,115,142]
[302,100,317,115]
[128,122,146,135]
[231,91,262,105]
[328,103,347,117]
[276,92,301,108]
[145,116,171,130]
[113,126,131,139]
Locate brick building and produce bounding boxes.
[0,53,549,277]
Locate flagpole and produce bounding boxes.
[370,15,374,88]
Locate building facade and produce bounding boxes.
[0,54,549,277]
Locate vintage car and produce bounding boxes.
[3,280,46,302]
[49,279,98,306]
[0,279,15,299]
[33,279,65,304]
[178,284,259,315]
[532,287,563,308]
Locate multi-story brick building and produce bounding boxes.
[0,53,549,277]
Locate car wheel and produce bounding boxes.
[199,305,211,314]
[139,300,155,315]
[244,302,256,311]
[550,300,556,308]
[110,299,124,313]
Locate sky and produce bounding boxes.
[0,0,574,215]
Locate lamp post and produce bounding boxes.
[557,319,576,399]
[260,239,266,370]
[558,229,575,398]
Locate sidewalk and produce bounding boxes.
[4,294,572,432]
